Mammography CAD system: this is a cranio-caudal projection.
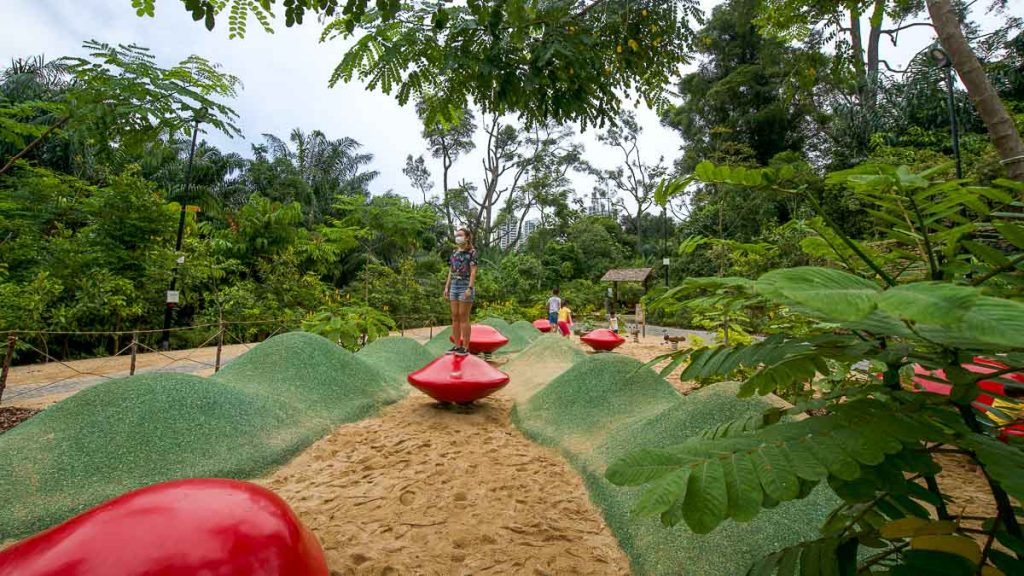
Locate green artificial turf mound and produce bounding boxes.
[477,317,531,353]
[510,320,542,343]
[502,334,585,401]
[0,331,405,540]
[355,336,435,384]
[512,362,839,575]
[425,326,455,356]
[516,354,680,447]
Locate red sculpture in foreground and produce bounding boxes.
[533,319,552,333]
[407,353,510,403]
[449,324,510,354]
[0,479,328,576]
[580,328,626,352]
[912,357,1024,442]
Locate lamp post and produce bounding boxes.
[160,113,204,350]
[929,45,963,179]
[662,206,670,287]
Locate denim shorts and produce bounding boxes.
[449,278,475,303]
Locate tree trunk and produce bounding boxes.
[927,0,1024,181]
[849,7,866,91]
[0,115,71,176]
[865,0,886,109]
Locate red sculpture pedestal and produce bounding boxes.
[533,319,552,333]
[408,354,510,403]
[912,358,1024,443]
[449,324,510,354]
[580,328,626,352]
[0,479,328,576]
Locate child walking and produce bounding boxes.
[443,228,477,355]
[547,288,561,330]
[557,300,573,337]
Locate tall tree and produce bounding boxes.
[419,103,476,233]
[134,1,702,128]
[927,0,1024,180]
[664,0,823,172]
[595,111,667,252]
[260,128,379,225]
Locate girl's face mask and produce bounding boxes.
[455,235,466,245]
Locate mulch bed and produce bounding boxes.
[0,407,41,434]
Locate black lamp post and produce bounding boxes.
[929,45,963,179]
[160,113,204,350]
[662,206,670,287]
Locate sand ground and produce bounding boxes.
[1,327,1003,572]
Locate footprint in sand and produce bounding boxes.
[399,490,416,506]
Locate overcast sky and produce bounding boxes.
[1,0,1016,212]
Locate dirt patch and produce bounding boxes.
[0,407,40,434]
[256,390,629,575]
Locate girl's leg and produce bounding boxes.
[459,301,473,349]
[450,299,461,348]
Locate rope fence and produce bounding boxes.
[0,315,447,407]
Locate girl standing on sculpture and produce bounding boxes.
[443,228,477,356]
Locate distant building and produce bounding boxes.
[495,218,540,251]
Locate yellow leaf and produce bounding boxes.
[628,39,639,51]
[616,44,623,53]
[185,204,201,213]
[913,520,957,536]
[981,566,1005,576]
[880,517,929,539]
[642,9,649,16]
[910,535,982,565]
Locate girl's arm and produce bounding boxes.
[467,264,477,294]
[444,269,451,297]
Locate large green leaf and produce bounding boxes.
[963,296,1024,350]
[757,267,881,322]
[967,436,1024,501]
[753,443,800,501]
[722,452,762,522]
[683,458,728,534]
[876,282,980,326]
[633,468,690,518]
[604,449,692,486]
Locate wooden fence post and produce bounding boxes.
[215,321,224,373]
[129,331,138,376]
[0,333,17,405]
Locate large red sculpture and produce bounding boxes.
[580,328,626,352]
[449,324,510,354]
[912,357,1024,442]
[407,354,510,403]
[911,357,1023,406]
[533,319,553,333]
[0,479,328,576]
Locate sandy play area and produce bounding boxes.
[257,390,629,575]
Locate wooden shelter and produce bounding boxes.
[601,267,654,315]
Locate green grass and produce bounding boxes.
[510,320,542,343]
[356,336,435,384]
[512,358,839,575]
[0,331,406,540]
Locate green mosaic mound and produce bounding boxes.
[513,355,839,575]
[0,331,408,540]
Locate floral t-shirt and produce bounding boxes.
[449,249,478,280]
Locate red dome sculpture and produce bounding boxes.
[580,328,626,352]
[533,319,553,333]
[0,479,328,576]
[449,324,509,354]
[911,357,1024,406]
[407,354,510,403]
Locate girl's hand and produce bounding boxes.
[464,288,472,298]
[443,286,449,299]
